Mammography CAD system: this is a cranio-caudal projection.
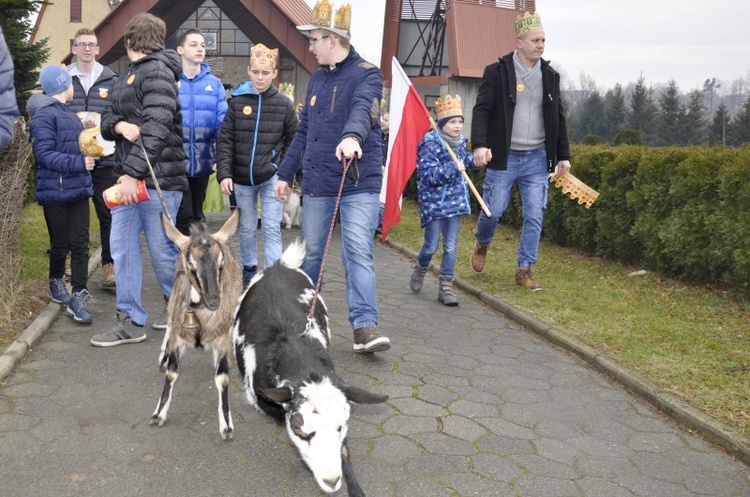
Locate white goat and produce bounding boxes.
[151,209,243,440]
[232,240,388,496]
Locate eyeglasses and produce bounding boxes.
[308,35,330,46]
[73,43,99,49]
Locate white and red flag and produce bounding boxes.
[380,57,431,241]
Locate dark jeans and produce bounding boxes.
[176,175,211,235]
[91,166,116,265]
[43,198,90,293]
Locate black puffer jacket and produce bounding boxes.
[69,64,118,168]
[101,50,187,192]
[216,82,297,186]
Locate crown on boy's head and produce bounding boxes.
[249,43,278,69]
[297,0,352,40]
[435,95,463,121]
[311,0,334,29]
[279,82,294,100]
[333,3,351,37]
[515,11,543,38]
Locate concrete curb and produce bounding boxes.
[384,237,750,467]
[0,248,101,382]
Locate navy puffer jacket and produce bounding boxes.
[101,50,187,192]
[68,63,118,168]
[277,47,383,197]
[27,93,93,205]
[0,27,19,150]
[216,82,297,186]
[179,64,227,178]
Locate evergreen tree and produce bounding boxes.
[1,0,50,117]
[627,75,658,144]
[729,97,750,146]
[604,84,627,143]
[655,80,685,146]
[709,102,731,147]
[683,90,707,145]
[570,90,606,142]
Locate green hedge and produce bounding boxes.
[449,144,750,292]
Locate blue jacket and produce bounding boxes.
[277,47,383,197]
[179,64,227,178]
[68,62,119,168]
[0,27,20,150]
[27,93,93,205]
[416,130,475,227]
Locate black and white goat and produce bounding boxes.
[232,240,388,496]
[151,209,243,440]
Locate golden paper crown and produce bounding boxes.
[279,82,294,100]
[550,172,600,209]
[435,95,463,121]
[515,11,543,38]
[311,0,334,29]
[333,3,351,35]
[249,43,278,69]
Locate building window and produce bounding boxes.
[71,0,82,22]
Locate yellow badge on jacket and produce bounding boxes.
[310,95,316,107]
[127,74,135,85]
[98,88,109,99]
[517,83,525,93]
[242,106,252,115]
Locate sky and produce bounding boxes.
[308,0,750,93]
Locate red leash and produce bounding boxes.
[306,157,354,327]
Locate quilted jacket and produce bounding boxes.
[27,93,93,205]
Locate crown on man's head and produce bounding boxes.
[249,43,278,69]
[279,82,294,100]
[311,0,334,29]
[515,11,543,38]
[333,3,351,36]
[435,95,463,121]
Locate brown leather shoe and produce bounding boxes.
[515,267,542,291]
[471,242,489,274]
[102,263,116,289]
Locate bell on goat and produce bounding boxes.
[182,309,200,329]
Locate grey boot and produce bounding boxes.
[438,275,459,306]
[410,264,428,292]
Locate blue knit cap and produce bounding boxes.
[40,65,72,96]
[437,116,464,129]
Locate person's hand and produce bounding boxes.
[84,156,95,171]
[456,161,466,173]
[274,180,292,202]
[116,175,139,205]
[335,136,362,162]
[473,147,492,168]
[555,160,571,177]
[220,178,234,196]
[115,122,141,143]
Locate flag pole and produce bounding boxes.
[429,117,491,218]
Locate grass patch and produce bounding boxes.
[388,200,750,437]
[0,203,100,350]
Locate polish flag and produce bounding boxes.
[380,57,431,241]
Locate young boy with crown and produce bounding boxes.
[410,95,475,306]
[216,43,298,283]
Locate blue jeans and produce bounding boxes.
[475,148,549,268]
[110,190,182,326]
[417,215,462,278]
[301,192,379,330]
[234,177,283,269]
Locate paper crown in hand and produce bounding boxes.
[435,95,463,121]
[515,11,543,38]
[297,0,351,40]
[249,43,278,69]
[550,172,599,209]
[279,82,294,100]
